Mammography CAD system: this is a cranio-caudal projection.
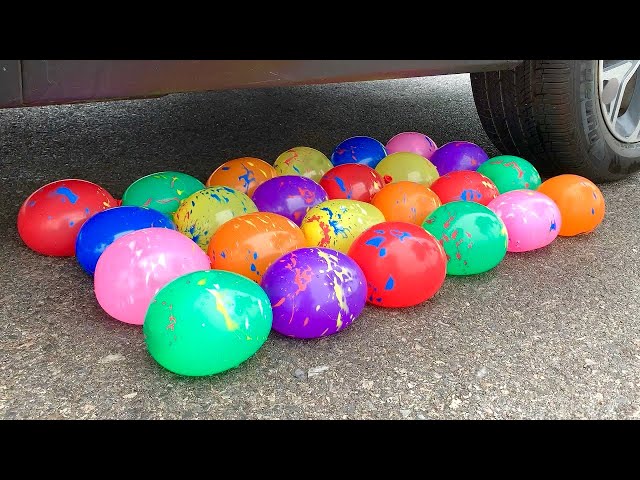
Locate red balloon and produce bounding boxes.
[429,170,499,206]
[319,163,384,202]
[347,221,446,308]
[17,179,117,256]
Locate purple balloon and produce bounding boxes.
[252,175,328,226]
[261,247,367,339]
[430,141,489,176]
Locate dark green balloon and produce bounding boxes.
[143,269,272,376]
[122,171,205,216]
[422,201,507,275]
[476,155,541,194]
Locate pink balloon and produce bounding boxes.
[385,132,438,159]
[487,190,562,252]
[94,227,211,325]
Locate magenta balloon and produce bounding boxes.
[252,175,328,226]
[261,247,367,339]
[487,190,562,252]
[94,227,211,325]
[386,132,438,159]
[430,141,489,176]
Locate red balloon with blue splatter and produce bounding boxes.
[347,221,447,308]
[429,170,499,206]
[17,179,117,256]
[319,163,384,202]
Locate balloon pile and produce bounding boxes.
[17,134,607,377]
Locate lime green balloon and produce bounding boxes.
[375,152,439,187]
[274,146,333,182]
[422,201,507,275]
[143,269,273,376]
[121,171,205,216]
[476,155,541,193]
[173,186,258,251]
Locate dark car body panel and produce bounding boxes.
[0,60,522,109]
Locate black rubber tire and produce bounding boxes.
[470,60,640,182]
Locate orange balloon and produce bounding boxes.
[537,174,605,236]
[371,181,442,225]
[206,157,277,197]
[207,211,306,283]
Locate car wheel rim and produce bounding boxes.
[598,60,640,143]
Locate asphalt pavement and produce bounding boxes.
[2,74,639,419]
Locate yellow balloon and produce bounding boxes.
[274,146,333,182]
[301,199,385,253]
[173,186,258,251]
[375,152,439,187]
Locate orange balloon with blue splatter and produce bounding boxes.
[371,181,441,226]
[207,212,306,283]
[300,199,385,253]
[206,157,277,198]
[173,186,258,251]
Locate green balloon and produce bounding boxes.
[476,155,541,194]
[143,269,273,376]
[122,171,205,216]
[422,201,507,275]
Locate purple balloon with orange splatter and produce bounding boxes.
[261,247,367,339]
[252,175,328,226]
[429,141,489,176]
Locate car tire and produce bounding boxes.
[470,60,640,182]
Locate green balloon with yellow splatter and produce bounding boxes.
[273,146,334,182]
[143,269,273,376]
[121,171,205,217]
[422,201,508,275]
[173,186,258,251]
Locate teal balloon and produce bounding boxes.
[422,201,508,275]
[143,269,273,376]
[476,155,541,193]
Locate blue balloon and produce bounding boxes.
[331,136,387,168]
[75,206,176,275]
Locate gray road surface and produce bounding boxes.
[1,74,639,419]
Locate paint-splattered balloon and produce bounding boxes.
[477,155,542,194]
[422,201,508,275]
[300,199,385,253]
[17,179,116,257]
[94,228,211,325]
[537,174,604,237]
[330,136,388,168]
[429,141,489,176]
[347,222,447,308]
[208,212,306,283]
[75,205,176,275]
[371,181,441,226]
[252,175,328,226]
[144,269,272,376]
[375,152,439,187]
[319,163,384,202]
[429,170,499,206]
[261,247,367,339]
[205,157,277,197]
[121,171,205,217]
[385,131,438,159]
[487,190,561,252]
[273,146,333,182]
[173,186,258,251]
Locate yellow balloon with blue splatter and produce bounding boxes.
[301,199,385,253]
[274,146,333,182]
[173,186,258,251]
